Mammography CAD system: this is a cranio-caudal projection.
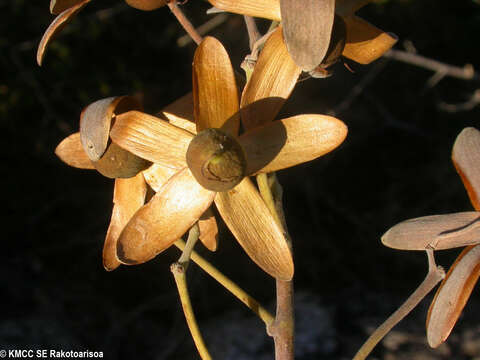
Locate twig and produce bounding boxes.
[171,224,212,360]
[244,16,260,52]
[241,26,278,79]
[383,49,480,85]
[353,249,445,360]
[168,0,202,46]
[177,13,228,47]
[257,173,295,360]
[438,89,480,112]
[173,239,274,326]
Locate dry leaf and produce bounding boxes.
[124,0,167,11]
[193,37,240,136]
[50,0,85,14]
[110,110,193,170]
[381,212,480,250]
[117,168,215,265]
[240,114,347,174]
[55,132,95,169]
[427,245,480,347]
[215,178,293,280]
[240,27,301,130]
[342,15,397,64]
[104,173,147,271]
[199,209,219,251]
[452,127,480,211]
[208,0,281,21]
[281,0,335,71]
[37,0,91,66]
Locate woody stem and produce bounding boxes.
[167,0,203,46]
[257,173,295,360]
[353,249,445,360]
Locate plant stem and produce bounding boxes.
[168,0,203,46]
[257,173,295,360]
[244,16,260,52]
[171,224,212,360]
[353,249,445,360]
[174,239,275,326]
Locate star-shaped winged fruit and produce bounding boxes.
[108,33,347,280]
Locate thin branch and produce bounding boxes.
[383,49,480,83]
[241,24,278,78]
[257,173,295,360]
[438,89,480,113]
[177,13,228,47]
[168,0,203,46]
[244,16,260,52]
[353,249,445,360]
[171,224,212,360]
[173,239,274,326]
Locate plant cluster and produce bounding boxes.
[38,0,480,359]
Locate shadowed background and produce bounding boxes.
[2,0,480,359]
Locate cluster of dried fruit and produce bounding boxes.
[382,127,480,349]
[45,0,393,278]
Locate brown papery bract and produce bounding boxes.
[342,15,397,64]
[193,37,240,136]
[240,114,348,175]
[208,0,281,21]
[199,209,219,252]
[280,0,335,71]
[116,168,215,265]
[381,212,480,251]
[427,245,480,347]
[37,0,91,66]
[55,132,95,169]
[79,96,149,178]
[104,173,148,271]
[110,111,193,170]
[240,27,301,130]
[159,92,196,134]
[80,96,142,161]
[214,178,294,281]
[142,163,177,192]
[452,127,480,211]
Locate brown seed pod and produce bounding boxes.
[186,129,246,192]
[80,96,151,178]
[94,142,151,179]
[309,15,347,78]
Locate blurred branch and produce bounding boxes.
[383,49,480,87]
[438,89,480,112]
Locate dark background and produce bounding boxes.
[2,0,480,359]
